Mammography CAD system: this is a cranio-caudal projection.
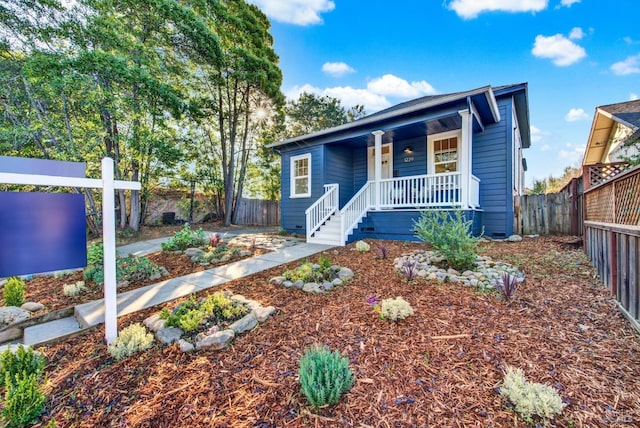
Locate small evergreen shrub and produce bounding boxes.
[500,366,565,423]
[355,240,370,252]
[0,346,46,384]
[84,255,162,285]
[3,277,25,307]
[161,224,207,251]
[284,258,336,284]
[86,242,104,267]
[63,281,87,297]
[2,372,46,428]
[298,344,354,409]
[107,323,154,360]
[412,209,479,272]
[379,297,414,321]
[160,292,248,333]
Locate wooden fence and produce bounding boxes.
[233,197,280,226]
[514,192,577,235]
[584,165,640,331]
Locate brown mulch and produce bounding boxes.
[34,236,640,427]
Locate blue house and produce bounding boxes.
[270,83,530,245]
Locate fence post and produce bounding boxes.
[101,158,118,344]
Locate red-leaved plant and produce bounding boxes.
[494,272,520,302]
[209,233,222,248]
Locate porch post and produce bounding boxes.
[372,130,384,210]
[459,110,473,208]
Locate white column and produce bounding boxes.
[372,130,384,210]
[101,158,118,344]
[459,110,473,209]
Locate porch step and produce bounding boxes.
[23,316,84,346]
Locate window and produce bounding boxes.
[290,154,311,198]
[433,136,458,173]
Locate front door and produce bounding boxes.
[367,144,393,180]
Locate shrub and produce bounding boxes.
[160,292,248,333]
[2,372,46,428]
[209,233,222,248]
[284,259,335,284]
[376,244,389,259]
[298,344,354,409]
[355,240,370,252]
[63,281,87,297]
[500,366,565,423]
[86,242,104,267]
[84,255,161,285]
[3,277,25,307]
[107,323,154,360]
[379,297,414,321]
[494,272,520,302]
[161,224,207,251]
[0,346,46,384]
[413,209,479,272]
[400,259,418,281]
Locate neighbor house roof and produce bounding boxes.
[583,99,640,165]
[270,83,529,149]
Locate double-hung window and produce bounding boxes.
[290,154,311,198]
[433,136,458,173]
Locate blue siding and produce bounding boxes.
[280,145,324,234]
[472,97,514,237]
[392,137,427,177]
[325,145,354,208]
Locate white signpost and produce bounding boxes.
[0,157,140,343]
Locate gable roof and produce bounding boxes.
[270,83,529,149]
[582,99,640,165]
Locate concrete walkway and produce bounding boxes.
[22,231,333,346]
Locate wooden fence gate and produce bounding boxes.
[514,192,579,235]
[233,197,280,226]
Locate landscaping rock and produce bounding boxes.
[160,267,170,276]
[220,254,232,262]
[195,329,234,350]
[178,339,195,352]
[303,282,322,293]
[338,267,354,281]
[269,276,286,286]
[332,278,343,286]
[143,313,166,333]
[507,234,523,242]
[321,281,334,291]
[229,312,258,334]
[20,302,44,312]
[0,307,30,325]
[282,280,293,288]
[293,280,304,289]
[116,280,129,289]
[253,306,276,322]
[156,327,183,344]
[184,248,205,258]
[239,250,252,257]
[149,272,163,281]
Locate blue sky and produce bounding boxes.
[249,0,639,187]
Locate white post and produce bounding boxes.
[101,158,118,344]
[372,130,384,210]
[459,110,472,208]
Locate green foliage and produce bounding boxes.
[63,281,87,297]
[2,372,46,428]
[86,242,104,267]
[285,92,365,138]
[107,323,154,360]
[413,210,479,272]
[0,346,47,428]
[284,258,335,284]
[3,277,25,307]
[500,366,565,423]
[83,255,162,285]
[298,344,354,409]
[161,224,207,251]
[379,297,414,321]
[355,240,370,252]
[160,292,248,333]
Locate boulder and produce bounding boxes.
[507,234,523,242]
[178,339,195,352]
[143,313,166,333]
[338,267,354,281]
[228,312,258,334]
[303,283,322,293]
[0,307,30,326]
[195,329,234,350]
[184,248,205,258]
[20,302,44,312]
[156,327,183,344]
[269,276,286,286]
[253,306,276,322]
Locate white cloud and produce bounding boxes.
[631,93,639,101]
[560,0,581,7]
[447,0,547,19]
[367,74,437,98]
[532,34,586,66]
[540,144,551,151]
[530,125,549,142]
[248,0,335,25]
[610,53,640,75]
[558,144,585,164]
[285,83,391,112]
[322,62,355,77]
[565,108,589,122]
[568,27,584,40]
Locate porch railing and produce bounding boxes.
[305,183,339,241]
[379,172,465,208]
[340,181,374,243]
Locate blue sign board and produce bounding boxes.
[0,157,88,277]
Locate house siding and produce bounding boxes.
[325,145,354,208]
[393,137,427,177]
[472,97,515,237]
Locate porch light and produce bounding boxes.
[403,146,413,154]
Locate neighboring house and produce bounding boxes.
[269,83,530,245]
[582,99,639,189]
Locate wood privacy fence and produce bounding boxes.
[233,197,280,226]
[514,192,579,235]
[584,165,640,331]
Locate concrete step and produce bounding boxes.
[23,316,82,346]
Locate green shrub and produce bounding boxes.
[355,240,370,252]
[0,346,46,385]
[379,297,414,321]
[3,277,25,307]
[160,292,248,333]
[298,344,354,409]
[284,260,335,284]
[63,281,87,297]
[2,372,46,428]
[412,209,479,272]
[177,309,205,332]
[107,323,154,360]
[86,242,104,267]
[84,255,161,285]
[500,366,565,423]
[161,224,207,251]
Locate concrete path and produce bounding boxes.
[22,232,332,346]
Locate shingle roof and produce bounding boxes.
[599,99,640,129]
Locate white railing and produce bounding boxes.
[305,183,339,241]
[339,181,374,243]
[379,172,463,208]
[470,175,480,208]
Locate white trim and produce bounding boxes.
[290,153,311,198]
[367,143,393,180]
[427,130,462,175]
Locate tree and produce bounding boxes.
[529,166,581,194]
[285,92,366,138]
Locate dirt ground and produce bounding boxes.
[32,236,640,427]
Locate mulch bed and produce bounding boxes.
[34,236,640,427]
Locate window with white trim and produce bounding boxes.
[428,131,461,174]
[290,154,311,198]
